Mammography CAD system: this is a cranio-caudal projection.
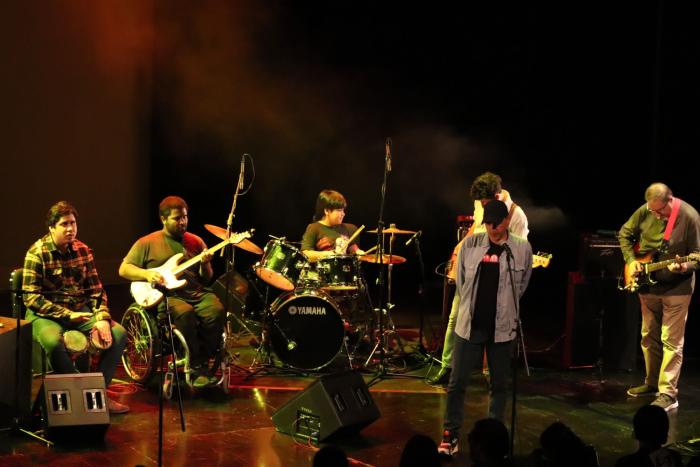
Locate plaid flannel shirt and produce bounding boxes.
[22,234,109,320]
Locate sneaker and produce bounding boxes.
[192,373,218,389]
[428,367,452,385]
[626,384,658,397]
[651,393,679,412]
[107,398,130,414]
[437,430,459,457]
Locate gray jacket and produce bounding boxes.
[454,232,532,343]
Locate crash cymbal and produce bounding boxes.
[366,226,417,235]
[204,224,263,255]
[358,254,407,265]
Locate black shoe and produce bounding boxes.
[428,367,451,385]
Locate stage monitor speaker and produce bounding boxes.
[0,316,32,424]
[42,372,110,441]
[563,272,639,370]
[272,371,380,443]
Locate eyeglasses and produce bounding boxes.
[646,202,668,215]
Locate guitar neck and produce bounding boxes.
[172,237,232,275]
[646,255,696,273]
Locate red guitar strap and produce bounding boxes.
[664,197,681,242]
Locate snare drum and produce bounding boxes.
[269,289,345,370]
[317,255,361,292]
[254,239,308,291]
[63,330,89,357]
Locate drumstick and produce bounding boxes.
[364,245,377,255]
[346,225,365,246]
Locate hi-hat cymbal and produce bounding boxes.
[367,226,417,235]
[204,224,263,255]
[358,254,407,265]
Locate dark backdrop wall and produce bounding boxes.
[1,1,153,283]
[2,2,699,357]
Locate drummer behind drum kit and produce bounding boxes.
[206,224,416,373]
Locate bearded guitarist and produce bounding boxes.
[618,183,700,412]
[119,196,224,389]
[429,172,529,385]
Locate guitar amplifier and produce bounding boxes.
[563,272,639,370]
[581,233,624,280]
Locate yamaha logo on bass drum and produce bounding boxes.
[288,305,327,316]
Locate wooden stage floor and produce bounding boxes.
[1,333,699,467]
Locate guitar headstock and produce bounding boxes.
[533,251,553,268]
[229,229,253,244]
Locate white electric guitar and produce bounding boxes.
[131,230,252,308]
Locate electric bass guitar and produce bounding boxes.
[622,252,700,293]
[131,230,253,308]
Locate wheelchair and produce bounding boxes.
[120,303,232,397]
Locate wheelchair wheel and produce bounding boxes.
[121,304,157,385]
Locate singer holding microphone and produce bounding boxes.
[438,200,532,458]
[22,201,129,414]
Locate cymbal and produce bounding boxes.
[367,227,417,235]
[204,224,263,255]
[358,254,407,265]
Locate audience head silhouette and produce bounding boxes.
[633,404,669,447]
[399,433,440,467]
[468,418,511,466]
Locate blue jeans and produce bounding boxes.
[443,334,513,436]
[28,308,127,386]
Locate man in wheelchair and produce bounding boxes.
[119,196,225,389]
[22,201,129,414]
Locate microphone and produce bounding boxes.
[405,230,422,246]
[238,154,246,190]
[385,137,392,172]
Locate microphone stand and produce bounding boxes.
[221,155,255,383]
[504,243,530,460]
[366,139,421,386]
[157,290,186,467]
[4,287,52,446]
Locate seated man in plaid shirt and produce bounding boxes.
[22,201,129,414]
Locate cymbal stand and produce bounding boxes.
[364,231,403,366]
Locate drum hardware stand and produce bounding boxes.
[156,289,187,467]
[243,277,307,380]
[404,231,436,364]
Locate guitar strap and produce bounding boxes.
[507,203,517,221]
[663,197,681,242]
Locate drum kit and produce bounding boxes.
[205,223,418,373]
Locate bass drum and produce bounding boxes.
[269,289,345,371]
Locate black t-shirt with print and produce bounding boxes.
[470,241,504,343]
